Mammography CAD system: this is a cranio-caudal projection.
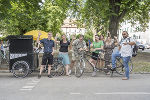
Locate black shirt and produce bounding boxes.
[59,40,70,52]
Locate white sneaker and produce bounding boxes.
[68,69,72,75]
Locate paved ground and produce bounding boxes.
[0,72,150,100]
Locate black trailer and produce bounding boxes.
[7,35,39,78]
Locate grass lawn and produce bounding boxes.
[132,52,150,73]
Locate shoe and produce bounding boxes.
[68,69,72,75]
[92,71,96,77]
[111,68,116,71]
[48,74,52,78]
[38,74,41,79]
[66,74,71,77]
[122,77,129,80]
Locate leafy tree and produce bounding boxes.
[70,0,150,37]
[0,0,42,35]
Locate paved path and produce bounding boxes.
[0,73,150,100]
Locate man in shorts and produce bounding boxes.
[37,32,55,78]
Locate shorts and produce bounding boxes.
[59,52,70,65]
[41,52,53,65]
[72,52,79,61]
[91,52,99,60]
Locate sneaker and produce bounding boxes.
[111,67,116,71]
[122,77,129,80]
[92,71,96,77]
[48,74,52,78]
[68,69,72,75]
[38,74,41,79]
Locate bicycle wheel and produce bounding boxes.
[75,59,85,78]
[54,63,65,76]
[12,61,29,78]
[115,58,133,75]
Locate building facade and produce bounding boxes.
[61,19,86,40]
[118,21,150,45]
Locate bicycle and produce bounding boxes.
[44,57,65,76]
[74,50,133,77]
[74,50,112,77]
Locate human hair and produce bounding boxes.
[79,34,84,38]
[122,31,128,34]
[99,34,104,40]
[95,35,99,37]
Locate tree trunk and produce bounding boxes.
[109,17,119,37]
[109,0,121,37]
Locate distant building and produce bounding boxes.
[61,19,86,40]
[118,21,150,44]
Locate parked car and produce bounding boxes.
[145,44,150,49]
[138,44,145,50]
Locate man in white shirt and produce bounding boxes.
[111,31,135,80]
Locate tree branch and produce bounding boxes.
[118,0,136,21]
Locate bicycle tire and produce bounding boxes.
[75,59,85,78]
[12,61,29,78]
[54,63,65,76]
[115,59,133,75]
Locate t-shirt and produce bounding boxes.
[59,40,70,52]
[93,40,104,53]
[40,38,54,53]
[120,37,134,57]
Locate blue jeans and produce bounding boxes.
[111,51,121,68]
[122,56,131,79]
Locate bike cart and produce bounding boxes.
[7,35,65,78]
[7,35,39,78]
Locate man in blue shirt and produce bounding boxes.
[37,32,55,78]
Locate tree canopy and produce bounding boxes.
[0,0,150,37]
[70,0,150,37]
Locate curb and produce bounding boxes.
[0,70,10,73]
[0,69,150,74]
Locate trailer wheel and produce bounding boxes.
[12,61,29,78]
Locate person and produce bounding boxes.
[0,40,4,56]
[70,34,87,73]
[104,33,114,68]
[111,31,135,80]
[55,34,71,76]
[69,34,76,73]
[88,38,91,50]
[37,32,55,78]
[89,35,104,77]
[99,34,105,67]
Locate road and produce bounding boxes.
[0,73,150,100]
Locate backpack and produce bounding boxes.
[128,38,138,57]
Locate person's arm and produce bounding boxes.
[94,46,103,51]
[123,42,135,45]
[123,38,135,46]
[68,41,72,50]
[79,41,87,51]
[55,34,60,44]
[36,32,42,48]
[70,37,76,50]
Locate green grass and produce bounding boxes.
[132,52,150,73]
